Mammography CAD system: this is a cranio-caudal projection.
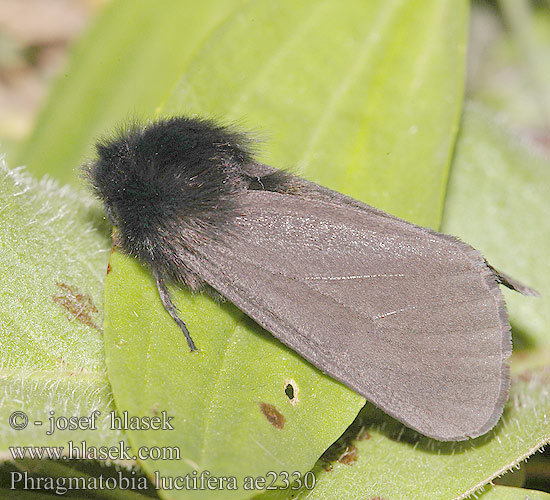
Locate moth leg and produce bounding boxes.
[154,274,197,351]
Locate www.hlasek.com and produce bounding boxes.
[10,439,177,461]
[11,470,316,494]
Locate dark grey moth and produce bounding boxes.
[85,116,537,442]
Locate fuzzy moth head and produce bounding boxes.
[85,116,253,264]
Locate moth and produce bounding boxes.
[85,116,537,441]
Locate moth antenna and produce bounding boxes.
[154,272,197,351]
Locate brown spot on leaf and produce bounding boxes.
[337,445,358,465]
[259,403,285,429]
[106,263,112,275]
[52,282,100,331]
[321,443,359,468]
[320,418,367,469]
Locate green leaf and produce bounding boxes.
[162,0,468,228]
[103,0,468,498]
[0,160,121,452]
[479,485,550,500]
[441,103,550,348]
[15,0,247,184]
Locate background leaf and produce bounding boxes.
[14,0,246,184]
[441,103,550,348]
[162,0,467,229]
[479,485,550,500]
[468,0,550,136]
[0,160,121,453]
